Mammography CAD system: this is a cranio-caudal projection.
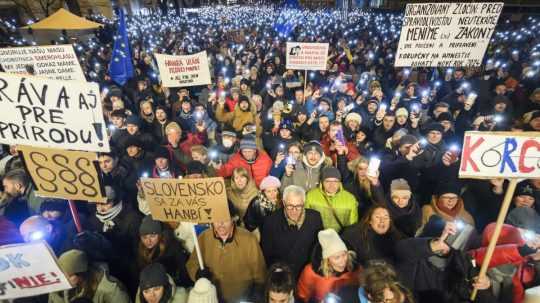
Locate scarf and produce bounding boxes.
[435,198,460,218]
[227,179,258,218]
[95,201,123,232]
[256,191,278,213]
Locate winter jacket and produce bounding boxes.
[186,227,266,303]
[297,245,361,303]
[320,133,360,164]
[216,150,273,188]
[135,275,188,303]
[385,196,423,238]
[260,209,323,278]
[243,193,280,232]
[165,131,207,161]
[342,224,400,266]
[305,184,359,232]
[48,264,130,303]
[421,196,475,227]
[215,102,256,132]
[281,155,328,192]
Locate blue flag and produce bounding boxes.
[108,9,134,86]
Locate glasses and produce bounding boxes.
[285,204,304,211]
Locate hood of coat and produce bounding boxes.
[135,274,178,303]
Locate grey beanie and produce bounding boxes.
[139,215,162,236]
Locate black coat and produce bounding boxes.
[342,224,399,266]
[243,195,278,232]
[260,209,323,278]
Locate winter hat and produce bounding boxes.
[126,115,142,127]
[423,122,444,134]
[186,161,206,175]
[398,134,418,147]
[221,125,237,138]
[524,285,540,303]
[58,250,88,276]
[345,112,362,125]
[139,215,162,236]
[515,181,535,199]
[187,278,218,303]
[279,120,293,131]
[39,198,67,214]
[418,215,446,238]
[260,176,281,191]
[493,95,510,105]
[140,263,168,291]
[154,146,170,160]
[321,167,341,181]
[395,107,409,117]
[125,136,144,149]
[390,179,411,194]
[436,112,454,123]
[239,136,257,150]
[506,207,540,232]
[436,181,461,196]
[318,229,348,259]
[303,141,324,157]
[110,109,127,118]
[238,95,250,104]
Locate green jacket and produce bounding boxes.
[305,184,358,232]
[49,264,130,303]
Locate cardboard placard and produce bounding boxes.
[18,145,106,203]
[0,73,109,152]
[154,51,211,87]
[0,241,71,300]
[395,2,503,67]
[140,177,231,223]
[459,131,540,179]
[286,42,329,71]
[0,45,85,81]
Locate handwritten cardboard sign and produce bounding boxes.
[459,131,540,179]
[0,73,109,152]
[286,42,329,71]
[18,145,106,202]
[140,177,230,223]
[395,2,503,67]
[0,45,85,81]
[0,242,71,299]
[154,51,211,87]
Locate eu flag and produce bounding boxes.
[108,9,134,86]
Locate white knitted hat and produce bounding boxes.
[187,278,218,303]
[525,285,540,303]
[318,229,347,259]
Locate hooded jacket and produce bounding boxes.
[215,101,257,132]
[49,264,130,303]
[305,184,359,232]
[135,275,188,303]
[281,155,328,192]
[216,150,273,188]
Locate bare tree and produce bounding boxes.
[38,0,60,16]
[9,0,36,20]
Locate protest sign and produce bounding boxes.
[286,42,329,71]
[395,2,503,67]
[154,51,211,87]
[0,242,71,300]
[140,177,230,223]
[0,45,85,81]
[18,145,106,202]
[459,131,540,179]
[0,73,110,152]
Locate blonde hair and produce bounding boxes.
[190,145,208,156]
[320,250,356,277]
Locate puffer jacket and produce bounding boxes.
[297,244,360,303]
[216,150,273,187]
[49,264,130,303]
[281,155,329,192]
[305,184,359,232]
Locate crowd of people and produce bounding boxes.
[1,4,540,303]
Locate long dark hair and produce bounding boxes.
[265,263,295,303]
[359,206,403,252]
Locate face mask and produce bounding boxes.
[222,139,234,148]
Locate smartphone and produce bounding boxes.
[344,103,355,113]
[335,129,346,145]
[367,157,381,178]
[448,144,460,162]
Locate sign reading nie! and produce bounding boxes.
[459,131,540,179]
